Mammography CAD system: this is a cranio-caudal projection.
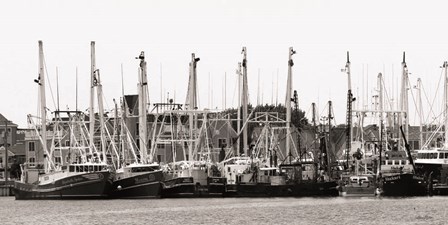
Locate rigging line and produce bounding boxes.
[381,76,394,111]
[407,78,419,125]
[424,68,444,124]
[42,54,57,110]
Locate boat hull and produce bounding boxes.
[109,170,163,199]
[206,177,226,196]
[381,173,427,196]
[161,177,196,198]
[339,186,377,197]
[14,171,112,200]
[225,181,338,197]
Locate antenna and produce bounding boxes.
[56,67,60,111]
[76,66,78,111]
[257,68,260,106]
[121,63,125,97]
[160,63,163,103]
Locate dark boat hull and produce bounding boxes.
[109,170,163,199]
[289,181,339,197]
[14,171,112,200]
[161,177,196,198]
[225,181,338,197]
[381,173,427,196]
[206,177,226,196]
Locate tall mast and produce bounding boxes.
[37,41,48,172]
[138,51,148,163]
[444,61,448,149]
[400,52,409,149]
[327,100,333,175]
[415,78,424,149]
[241,47,249,156]
[286,47,296,158]
[96,69,107,163]
[89,41,96,154]
[187,53,200,161]
[378,73,384,176]
[236,62,242,156]
[344,51,353,170]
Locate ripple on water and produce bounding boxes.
[1,196,447,225]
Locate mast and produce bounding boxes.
[35,41,49,172]
[187,53,200,161]
[96,69,107,163]
[327,100,333,175]
[286,47,296,159]
[416,78,424,149]
[138,51,148,164]
[236,62,242,156]
[378,73,384,176]
[444,61,448,149]
[344,51,353,170]
[400,52,409,150]
[242,47,249,156]
[89,41,96,155]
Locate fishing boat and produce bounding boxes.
[14,41,112,200]
[379,136,427,196]
[413,61,448,195]
[279,160,339,197]
[338,174,376,197]
[109,51,164,198]
[378,54,427,196]
[110,163,163,198]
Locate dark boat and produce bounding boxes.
[381,172,427,196]
[279,161,339,197]
[109,163,163,198]
[161,176,196,198]
[379,129,428,197]
[15,163,112,200]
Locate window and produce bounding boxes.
[29,157,36,167]
[136,139,140,148]
[136,123,139,135]
[65,140,70,147]
[218,138,227,148]
[28,142,35,151]
[157,155,162,163]
[157,143,165,149]
[54,157,62,164]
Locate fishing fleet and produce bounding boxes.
[9,41,448,199]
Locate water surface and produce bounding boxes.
[1,196,446,224]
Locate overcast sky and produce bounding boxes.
[1,0,448,128]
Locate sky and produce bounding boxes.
[1,0,448,128]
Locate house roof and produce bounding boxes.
[0,114,18,127]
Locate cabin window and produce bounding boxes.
[89,166,93,172]
[29,157,36,167]
[69,166,75,172]
[136,139,140,149]
[28,142,35,151]
[157,144,165,149]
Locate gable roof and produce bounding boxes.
[0,114,18,127]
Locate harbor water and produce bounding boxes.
[0,197,447,225]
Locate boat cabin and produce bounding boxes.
[68,164,108,173]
